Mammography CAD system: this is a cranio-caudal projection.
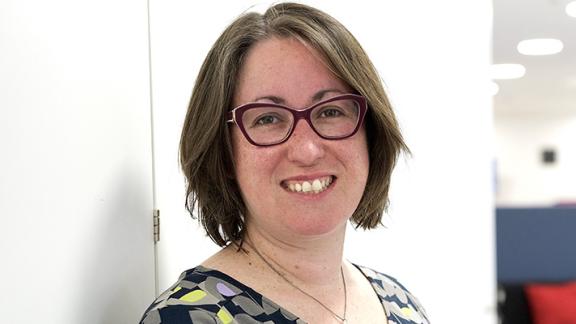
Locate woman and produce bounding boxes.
[141,3,429,324]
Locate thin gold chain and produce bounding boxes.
[245,241,348,323]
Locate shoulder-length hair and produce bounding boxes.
[180,2,408,246]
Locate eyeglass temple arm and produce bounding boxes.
[226,111,235,123]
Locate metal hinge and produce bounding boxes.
[153,209,160,243]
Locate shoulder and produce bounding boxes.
[139,266,303,324]
[356,264,430,324]
[139,267,223,324]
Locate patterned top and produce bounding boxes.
[140,265,429,324]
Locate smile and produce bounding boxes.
[282,176,334,194]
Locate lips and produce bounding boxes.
[282,176,334,194]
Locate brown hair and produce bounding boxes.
[180,2,408,246]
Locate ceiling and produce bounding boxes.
[493,0,576,117]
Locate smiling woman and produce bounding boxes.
[140,2,429,324]
[231,37,370,239]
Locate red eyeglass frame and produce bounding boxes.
[226,94,368,147]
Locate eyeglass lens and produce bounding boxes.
[241,98,360,145]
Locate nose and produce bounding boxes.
[285,119,325,165]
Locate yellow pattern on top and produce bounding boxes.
[217,307,233,324]
[180,289,206,303]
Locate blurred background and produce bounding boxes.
[493,0,576,207]
[493,1,576,323]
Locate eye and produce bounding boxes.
[318,106,346,118]
[253,113,282,126]
[242,106,292,130]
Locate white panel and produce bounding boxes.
[495,115,576,205]
[151,1,495,323]
[148,0,256,293]
[0,1,155,323]
[336,2,496,323]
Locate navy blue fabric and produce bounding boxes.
[496,207,576,283]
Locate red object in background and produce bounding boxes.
[525,281,576,324]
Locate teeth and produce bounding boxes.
[312,179,322,192]
[284,176,333,194]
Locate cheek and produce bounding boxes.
[231,129,254,183]
[232,130,259,210]
[231,128,275,190]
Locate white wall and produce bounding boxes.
[0,1,156,323]
[495,113,576,206]
[151,1,495,324]
[149,0,269,294]
[343,2,495,323]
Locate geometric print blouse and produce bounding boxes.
[139,264,430,324]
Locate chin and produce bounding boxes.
[282,215,348,237]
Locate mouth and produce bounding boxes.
[281,176,335,194]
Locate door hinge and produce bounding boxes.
[153,209,160,243]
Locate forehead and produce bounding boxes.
[234,37,351,106]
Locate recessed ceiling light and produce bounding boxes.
[517,38,564,55]
[567,1,576,18]
[489,81,500,96]
[491,64,526,80]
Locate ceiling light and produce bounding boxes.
[490,64,526,80]
[567,1,576,18]
[489,81,500,96]
[517,38,564,55]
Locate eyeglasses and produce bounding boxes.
[227,94,367,147]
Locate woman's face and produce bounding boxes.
[232,37,369,239]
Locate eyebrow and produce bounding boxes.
[312,89,344,101]
[253,88,345,106]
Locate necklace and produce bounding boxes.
[245,241,348,323]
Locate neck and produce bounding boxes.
[242,223,347,286]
